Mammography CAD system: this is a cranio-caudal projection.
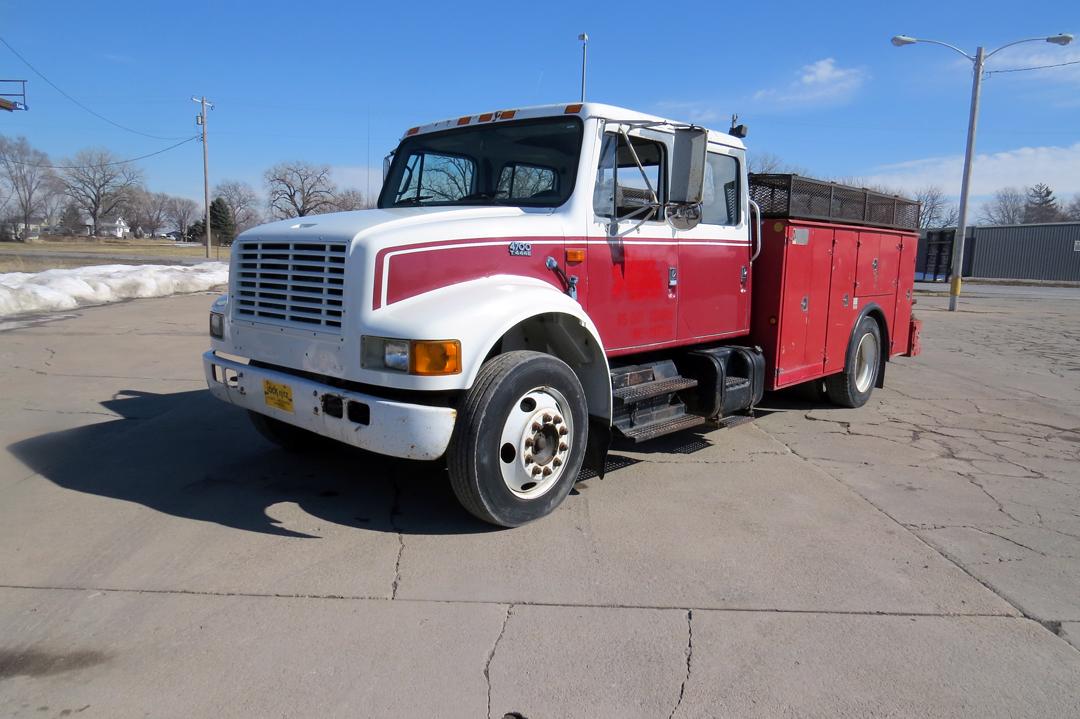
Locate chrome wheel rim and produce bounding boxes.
[854,331,879,393]
[498,386,573,499]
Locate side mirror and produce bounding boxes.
[668,127,707,230]
[669,128,708,205]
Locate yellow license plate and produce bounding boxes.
[262,379,294,413]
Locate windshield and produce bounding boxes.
[378,117,584,209]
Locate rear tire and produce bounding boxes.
[247,410,323,452]
[825,316,881,408]
[447,351,588,527]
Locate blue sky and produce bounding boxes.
[2,0,1077,206]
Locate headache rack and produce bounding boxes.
[749,174,920,231]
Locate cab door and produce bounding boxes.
[676,147,752,341]
[584,130,677,353]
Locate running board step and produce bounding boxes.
[619,414,706,443]
[613,376,698,404]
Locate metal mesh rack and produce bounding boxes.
[749,174,920,231]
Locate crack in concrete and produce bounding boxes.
[669,609,693,719]
[389,479,404,600]
[485,604,513,719]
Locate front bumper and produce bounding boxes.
[203,351,457,461]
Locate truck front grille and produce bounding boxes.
[234,240,347,331]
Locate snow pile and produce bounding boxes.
[0,262,229,318]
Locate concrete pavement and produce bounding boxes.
[1,290,1078,717]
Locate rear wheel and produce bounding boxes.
[825,316,881,408]
[447,351,588,527]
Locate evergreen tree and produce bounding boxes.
[60,203,84,233]
[1023,183,1063,224]
[188,219,206,243]
[209,197,236,245]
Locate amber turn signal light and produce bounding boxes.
[410,340,462,376]
[565,248,586,264]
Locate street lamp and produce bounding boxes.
[891,32,1074,311]
[578,33,589,102]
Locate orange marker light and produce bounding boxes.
[497,110,517,120]
[564,103,583,114]
[406,126,419,136]
[565,248,586,264]
[478,112,494,122]
[457,116,471,126]
[410,340,462,376]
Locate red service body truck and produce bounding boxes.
[204,103,921,526]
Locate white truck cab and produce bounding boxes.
[206,102,763,526]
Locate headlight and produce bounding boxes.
[384,339,410,372]
[362,336,461,375]
[209,312,224,339]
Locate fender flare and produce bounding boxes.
[847,301,890,388]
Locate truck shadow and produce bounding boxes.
[7,389,498,537]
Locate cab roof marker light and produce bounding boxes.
[478,112,494,122]
[497,109,517,120]
[406,126,420,136]
[457,116,471,126]
[564,103,584,114]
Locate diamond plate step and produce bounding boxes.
[613,376,698,404]
[618,413,706,443]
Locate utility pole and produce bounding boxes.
[192,96,214,259]
[948,47,983,311]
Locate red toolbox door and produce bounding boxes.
[824,229,859,375]
[891,234,917,356]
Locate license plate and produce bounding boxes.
[263,379,294,413]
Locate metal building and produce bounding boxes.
[916,222,1080,282]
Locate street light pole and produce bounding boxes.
[950,46,984,311]
[891,33,1073,311]
[578,33,588,102]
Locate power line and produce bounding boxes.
[986,58,1080,76]
[0,35,188,140]
[2,136,199,169]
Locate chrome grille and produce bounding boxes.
[234,240,347,331]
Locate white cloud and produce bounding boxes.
[753,58,867,108]
[856,142,1080,198]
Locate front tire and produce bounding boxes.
[825,316,882,408]
[447,351,588,527]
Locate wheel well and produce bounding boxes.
[487,313,611,423]
[863,306,889,388]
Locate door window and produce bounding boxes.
[594,133,666,221]
[700,153,740,226]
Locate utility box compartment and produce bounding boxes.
[750,218,918,391]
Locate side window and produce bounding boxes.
[700,153,740,225]
[497,163,557,200]
[393,152,475,204]
[593,132,665,220]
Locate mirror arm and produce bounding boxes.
[749,199,762,262]
[618,127,659,205]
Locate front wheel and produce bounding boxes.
[447,351,588,527]
[825,316,882,408]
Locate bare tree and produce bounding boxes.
[1065,195,1080,222]
[60,149,142,235]
[40,174,68,228]
[214,179,261,231]
[979,187,1025,225]
[748,151,807,175]
[265,162,337,218]
[332,188,371,211]
[0,135,55,239]
[166,196,199,239]
[914,185,959,229]
[128,189,172,236]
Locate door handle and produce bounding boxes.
[668,267,678,288]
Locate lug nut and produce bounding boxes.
[552,457,562,467]
[542,413,552,423]
[553,415,563,424]
[559,442,568,451]
[532,422,542,431]
[558,426,568,435]
[532,467,542,476]
[542,467,552,476]
[524,437,534,447]
[524,454,533,464]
